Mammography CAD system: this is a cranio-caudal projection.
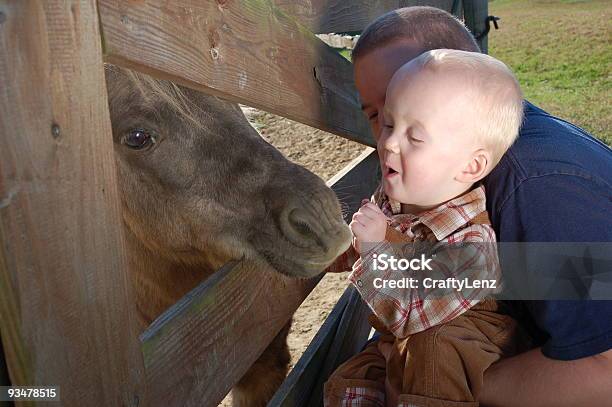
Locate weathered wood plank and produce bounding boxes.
[140,260,320,407]
[98,0,375,147]
[268,286,372,407]
[273,0,457,34]
[0,1,145,405]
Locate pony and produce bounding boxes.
[105,66,352,406]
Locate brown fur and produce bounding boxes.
[104,65,351,406]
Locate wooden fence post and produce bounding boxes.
[463,0,489,54]
[0,1,146,405]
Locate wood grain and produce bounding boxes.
[140,260,320,407]
[98,0,375,147]
[273,0,457,34]
[0,1,145,405]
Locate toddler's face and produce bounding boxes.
[378,67,479,211]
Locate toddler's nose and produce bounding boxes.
[382,134,401,154]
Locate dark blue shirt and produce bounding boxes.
[483,101,612,360]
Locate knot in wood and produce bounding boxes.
[51,123,61,139]
[210,48,220,60]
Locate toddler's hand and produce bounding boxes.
[350,201,389,252]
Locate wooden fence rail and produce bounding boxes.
[140,260,318,406]
[273,0,459,34]
[98,0,375,147]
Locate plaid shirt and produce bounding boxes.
[327,184,501,338]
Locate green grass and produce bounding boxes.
[338,48,352,61]
[335,0,611,145]
[488,0,611,145]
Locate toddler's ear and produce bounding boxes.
[456,149,491,183]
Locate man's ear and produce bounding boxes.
[455,149,491,183]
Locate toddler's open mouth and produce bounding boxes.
[384,162,400,178]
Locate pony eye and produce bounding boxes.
[122,129,155,149]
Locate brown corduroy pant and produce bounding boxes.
[324,299,529,407]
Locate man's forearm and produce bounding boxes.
[480,348,612,407]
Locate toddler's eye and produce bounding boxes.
[406,127,423,143]
[368,112,378,121]
[409,135,424,143]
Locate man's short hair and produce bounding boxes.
[405,49,524,165]
[352,6,480,61]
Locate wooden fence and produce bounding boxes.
[0,1,488,406]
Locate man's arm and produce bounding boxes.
[480,348,612,407]
[483,169,612,404]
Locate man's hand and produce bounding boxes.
[350,202,389,252]
[480,347,612,407]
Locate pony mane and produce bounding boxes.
[106,64,207,129]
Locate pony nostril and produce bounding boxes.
[290,211,313,235]
[285,208,327,250]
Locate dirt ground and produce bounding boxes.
[219,109,368,406]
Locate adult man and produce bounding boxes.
[350,6,612,406]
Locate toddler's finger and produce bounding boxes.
[357,206,378,220]
[350,221,366,236]
[350,215,367,228]
[352,209,369,223]
[364,202,383,213]
[352,211,365,222]
[362,204,389,221]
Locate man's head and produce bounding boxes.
[353,6,481,139]
[379,49,523,212]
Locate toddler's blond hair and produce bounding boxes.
[409,49,524,165]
